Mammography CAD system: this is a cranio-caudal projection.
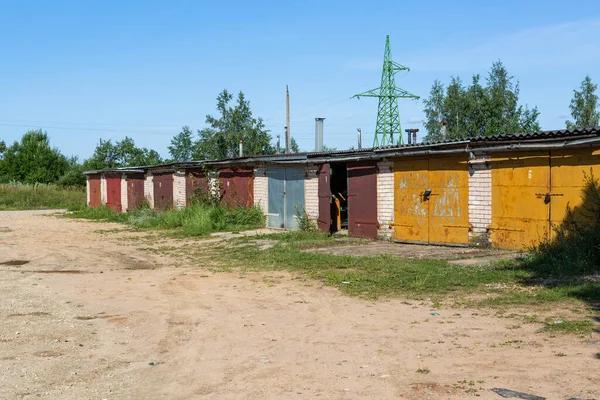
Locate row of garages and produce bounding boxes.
[84,127,600,250]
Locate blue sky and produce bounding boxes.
[0,0,599,159]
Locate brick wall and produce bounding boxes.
[253,167,268,214]
[304,165,319,220]
[377,160,394,240]
[173,171,186,209]
[144,173,154,209]
[100,174,107,205]
[468,155,492,246]
[86,176,90,206]
[120,175,128,212]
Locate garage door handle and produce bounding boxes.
[388,222,412,227]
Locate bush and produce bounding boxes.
[528,171,600,276]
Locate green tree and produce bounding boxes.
[566,75,600,129]
[195,90,274,160]
[0,140,6,157]
[168,126,194,162]
[423,80,445,142]
[57,156,86,186]
[290,137,300,153]
[422,60,541,140]
[83,137,163,170]
[0,130,69,184]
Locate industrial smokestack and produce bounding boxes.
[239,139,243,157]
[315,117,325,152]
[357,128,362,150]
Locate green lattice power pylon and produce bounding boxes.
[352,35,419,147]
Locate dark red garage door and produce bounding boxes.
[153,173,174,210]
[347,161,378,239]
[317,164,331,232]
[126,173,145,211]
[105,173,122,213]
[185,168,207,205]
[219,167,254,208]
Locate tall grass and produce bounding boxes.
[0,182,86,211]
[70,204,265,236]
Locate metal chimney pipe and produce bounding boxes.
[405,129,412,145]
[315,117,325,152]
[412,130,417,144]
[357,128,362,150]
[239,139,243,157]
[276,135,281,153]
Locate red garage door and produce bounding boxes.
[219,167,254,208]
[317,164,331,232]
[126,174,145,211]
[88,174,101,208]
[105,173,122,213]
[347,161,378,239]
[153,173,174,210]
[185,168,207,205]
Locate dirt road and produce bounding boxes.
[0,211,598,399]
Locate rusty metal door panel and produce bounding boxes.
[491,152,550,250]
[428,156,469,246]
[317,164,331,232]
[347,161,378,239]
[550,148,600,226]
[393,158,429,243]
[105,174,122,213]
[127,174,145,211]
[88,174,101,208]
[185,168,207,205]
[219,168,254,208]
[153,173,174,210]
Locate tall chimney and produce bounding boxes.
[405,128,412,145]
[315,117,325,152]
[285,86,291,153]
[357,128,362,150]
[276,135,281,153]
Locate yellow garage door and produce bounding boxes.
[550,148,600,227]
[491,152,550,250]
[394,156,469,246]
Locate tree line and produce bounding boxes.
[0,66,598,186]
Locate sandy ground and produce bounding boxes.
[0,210,598,400]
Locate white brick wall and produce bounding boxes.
[86,176,90,206]
[120,175,128,212]
[377,160,394,240]
[100,174,107,205]
[304,165,319,220]
[144,173,154,209]
[173,171,186,209]
[468,155,492,246]
[253,167,268,213]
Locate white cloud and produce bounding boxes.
[557,113,569,119]
[407,117,423,124]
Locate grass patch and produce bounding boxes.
[539,318,594,334]
[218,232,530,299]
[69,204,265,236]
[0,183,85,211]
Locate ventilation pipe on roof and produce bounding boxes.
[239,139,243,157]
[315,117,325,152]
[357,128,362,150]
